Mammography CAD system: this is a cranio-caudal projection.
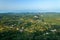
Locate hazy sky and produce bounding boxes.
[0,0,60,12]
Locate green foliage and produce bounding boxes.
[0,13,60,40]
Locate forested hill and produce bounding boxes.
[0,12,60,40]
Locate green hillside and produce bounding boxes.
[0,12,60,40]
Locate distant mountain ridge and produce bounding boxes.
[0,10,60,13]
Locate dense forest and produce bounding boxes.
[0,12,60,40]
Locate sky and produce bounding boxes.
[0,0,60,12]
